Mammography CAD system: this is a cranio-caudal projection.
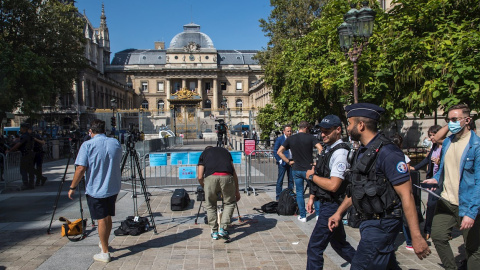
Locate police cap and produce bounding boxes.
[345,103,385,121]
[319,115,342,129]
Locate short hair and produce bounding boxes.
[354,117,378,132]
[427,125,442,134]
[298,121,311,130]
[204,146,213,150]
[390,134,403,148]
[90,119,106,134]
[448,104,470,116]
[283,124,292,131]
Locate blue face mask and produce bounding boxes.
[448,121,463,134]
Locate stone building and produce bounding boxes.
[107,23,269,132]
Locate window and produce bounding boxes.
[204,99,211,109]
[173,82,181,93]
[157,81,164,92]
[189,82,196,91]
[236,82,242,91]
[141,81,148,92]
[236,99,243,115]
[141,99,149,109]
[221,82,227,91]
[157,100,164,115]
[205,82,211,91]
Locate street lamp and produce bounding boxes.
[110,98,117,136]
[338,1,376,103]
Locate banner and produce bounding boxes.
[179,166,197,179]
[244,139,256,155]
[149,153,167,166]
[171,152,188,165]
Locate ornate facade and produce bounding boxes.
[107,23,270,127]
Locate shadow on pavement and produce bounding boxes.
[228,214,277,242]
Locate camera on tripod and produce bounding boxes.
[124,124,144,148]
[214,119,227,134]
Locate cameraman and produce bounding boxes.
[305,115,355,269]
[215,119,228,147]
[68,119,122,263]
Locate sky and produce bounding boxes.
[75,0,273,55]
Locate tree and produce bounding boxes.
[257,0,480,127]
[0,0,85,123]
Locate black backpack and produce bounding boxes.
[114,216,150,236]
[277,188,298,215]
[254,201,278,214]
[171,188,191,211]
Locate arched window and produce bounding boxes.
[157,100,164,115]
[141,99,149,109]
[236,99,243,115]
[204,99,211,109]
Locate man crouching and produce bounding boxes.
[197,146,241,240]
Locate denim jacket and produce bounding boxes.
[433,130,480,219]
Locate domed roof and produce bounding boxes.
[168,23,215,50]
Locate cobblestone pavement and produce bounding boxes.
[0,153,467,270]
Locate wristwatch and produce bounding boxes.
[69,186,76,190]
[308,175,313,181]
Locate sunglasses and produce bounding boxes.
[445,117,468,123]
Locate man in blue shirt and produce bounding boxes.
[68,119,122,263]
[273,124,293,200]
[328,103,430,269]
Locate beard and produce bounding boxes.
[349,125,361,142]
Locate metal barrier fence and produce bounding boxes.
[119,149,279,196]
[1,152,22,191]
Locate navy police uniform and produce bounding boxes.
[345,103,410,270]
[307,116,356,270]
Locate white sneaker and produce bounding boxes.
[93,252,111,263]
[297,216,307,223]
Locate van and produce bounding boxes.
[3,127,20,137]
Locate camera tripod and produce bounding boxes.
[120,136,157,233]
[47,139,89,240]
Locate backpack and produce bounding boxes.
[254,201,278,214]
[277,188,298,215]
[171,188,191,211]
[114,216,150,236]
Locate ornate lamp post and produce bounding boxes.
[110,98,117,136]
[338,1,376,104]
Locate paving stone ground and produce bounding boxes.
[0,143,467,270]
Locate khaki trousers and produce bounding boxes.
[204,175,236,231]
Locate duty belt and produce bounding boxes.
[361,208,402,220]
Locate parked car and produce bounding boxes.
[231,122,249,135]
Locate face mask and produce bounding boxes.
[448,121,463,134]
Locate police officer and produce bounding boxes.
[328,103,430,269]
[305,115,356,270]
[7,123,35,190]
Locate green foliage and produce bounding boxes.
[258,0,480,124]
[255,104,278,139]
[0,0,86,118]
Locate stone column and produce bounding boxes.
[166,79,171,108]
[182,79,186,89]
[197,78,203,108]
[213,79,218,110]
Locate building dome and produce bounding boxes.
[168,23,215,50]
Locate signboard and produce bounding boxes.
[230,151,242,164]
[188,152,202,165]
[244,139,256,156]
[178,166,197,179]
[149,153,167,166]
[171,152,188,165]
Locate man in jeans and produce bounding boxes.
[273,124,293,200]
[68,119,122,263]
[424,103,480,270]
[197,146,241,240]
[277,121,323,222]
